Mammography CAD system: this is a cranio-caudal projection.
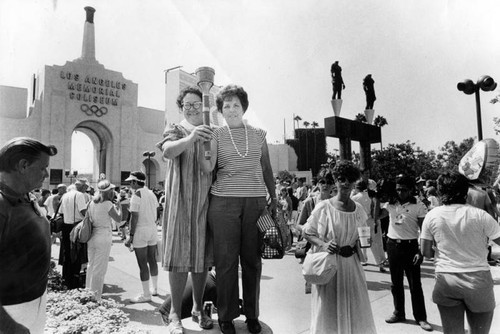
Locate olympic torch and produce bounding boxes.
[196,66,215,160]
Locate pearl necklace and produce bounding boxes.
[226,124,249,158]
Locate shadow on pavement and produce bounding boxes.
[103,283,126,294]
[366,280,391,291]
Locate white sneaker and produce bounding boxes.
[130,294,151,303]
[151,288,158,296]
[166,319,183,334]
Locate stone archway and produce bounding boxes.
[142,157,160,189]
[73,120,113,183]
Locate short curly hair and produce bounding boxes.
[437,172,469,205]
[216,84,249,113]
[176,86,202,109]
[331,161,360,183]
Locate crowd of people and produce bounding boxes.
[2,85,500,334]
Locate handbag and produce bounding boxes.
[258,207,285,259]
[50,215,64,234]
[302,251,337,285]
[301,201,337,285]
[50,200,64,233]
[70,202,93,243]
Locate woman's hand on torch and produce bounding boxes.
[190,125,213,143]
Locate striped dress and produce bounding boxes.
[161,123,214,272]
[211,125,267,197]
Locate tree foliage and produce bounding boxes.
[369,137,475,181]
[277,170,296,182]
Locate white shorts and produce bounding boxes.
[132,225,158,248]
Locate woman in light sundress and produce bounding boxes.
[303,161,376,334]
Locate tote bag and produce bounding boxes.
[302,202,337,285]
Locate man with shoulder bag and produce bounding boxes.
[59,178,90,289]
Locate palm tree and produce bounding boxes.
[355,113,367,123]
[374,115,388,149]
[374,115,388,127]
[311,122,319,171]
[303,121,310,128]
[294,115,302,130]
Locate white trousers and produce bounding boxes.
[362,218,386,265]
[86,230,112,300]
[4,291,47,334]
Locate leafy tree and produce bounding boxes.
[303,121,310,128]
[277,170,295,182]
[311,121,319,128]
[371,141,439,181]
[436,137,475,172]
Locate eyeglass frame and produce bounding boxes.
[181,101,202,111]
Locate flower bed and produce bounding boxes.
[46,262,147,333]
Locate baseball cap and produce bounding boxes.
[125,171,146,182]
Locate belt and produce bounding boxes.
[338,245,357,257]
[388,238,417,244]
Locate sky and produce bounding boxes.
[2,0,500,173]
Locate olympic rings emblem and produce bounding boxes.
[80,104,108,117]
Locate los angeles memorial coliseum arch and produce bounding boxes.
[0,7,167,189]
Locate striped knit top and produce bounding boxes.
[210,125,268,197]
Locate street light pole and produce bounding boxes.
[458,75,497,141]
[142,151,156,187]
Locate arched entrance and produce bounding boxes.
[72,120,114,185]
[142,158,160,189]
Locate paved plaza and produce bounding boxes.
[51,230,500,334]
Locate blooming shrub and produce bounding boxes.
[45,288,147,333]
[47,261,66,292]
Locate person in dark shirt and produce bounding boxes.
[0,137,57,334]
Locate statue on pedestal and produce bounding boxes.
[363,74,376,110]
[331,61,345,99]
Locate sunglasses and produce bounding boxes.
[318,179,334,185]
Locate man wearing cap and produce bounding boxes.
[0,137,57,334]
[124,171,160,303]
[59,178,90,289]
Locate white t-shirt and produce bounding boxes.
[384,201,427,240]
[60,190,88,224]
[421,204,500,273]
[129,187,159,228]
[43,194,56,218]
[351,191,372,218]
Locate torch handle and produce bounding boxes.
[202,93,212,160]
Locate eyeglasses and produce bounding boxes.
[336,176,354,184]
[318,179,334,185]
[182,102,202,111]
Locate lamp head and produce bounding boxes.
[457,79,476,95]
[478,75,497,92]
[195,67,215,93]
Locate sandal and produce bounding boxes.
[166,319,183,334]
[192,310,214,329]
